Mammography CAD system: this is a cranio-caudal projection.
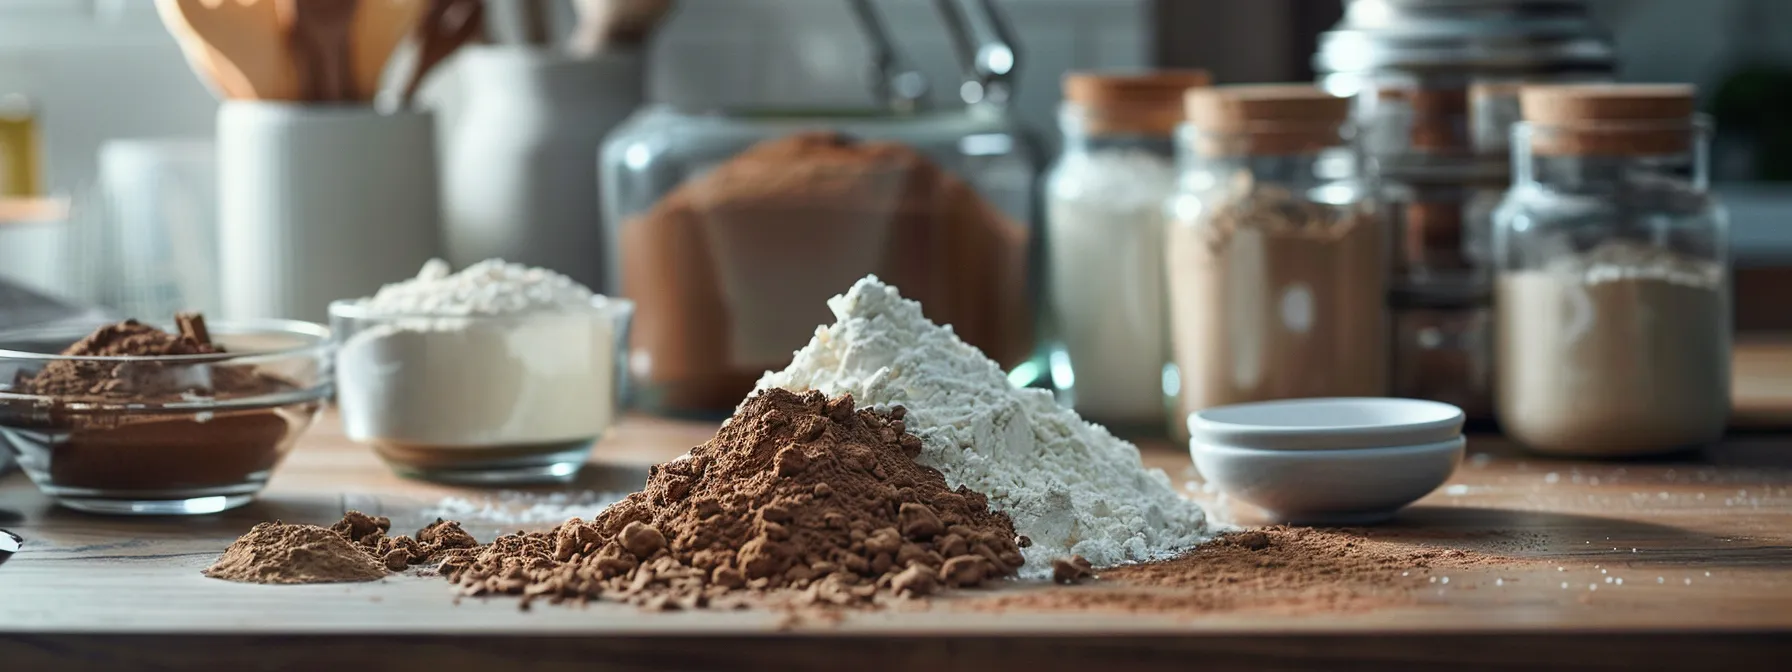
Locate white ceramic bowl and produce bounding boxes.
[1188,398,1467,525]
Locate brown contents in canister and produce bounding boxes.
[1,314,316,491]
[619,132,1032,413]
[438,388,1024,611]
[1166,181,1386,419]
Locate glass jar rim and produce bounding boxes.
[327,295,635,322]
[0,318,332,365]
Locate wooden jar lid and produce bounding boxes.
[1183,84,1352,155]
[1063,70,1211,136]
[1519,83,1697,155]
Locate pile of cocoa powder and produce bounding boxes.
[204,512,478,584]
[438,388,1025,610]
[969,526,1532,616]
[14,313,281,402]
[0,313,318,492]
[619,132,1033,413]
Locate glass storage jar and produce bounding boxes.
[1045,70,1208,434]
[601,106,1037,416]
[1492,84,1730,456]
[1166,85,1387,440]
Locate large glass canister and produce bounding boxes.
[1045,70,1209,434]
[1492,84,1730,456]
[1166,85,1386,438]
[601,106,1037,415]
[1314,0,1617,421]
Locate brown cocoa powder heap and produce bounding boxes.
[205,512,480,584]
[15,313,280,402]
[204,521,390,584]
[439,388,1025,610]
[969,526,1532,616]
[620,132,1033,413]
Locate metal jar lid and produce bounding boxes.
[1314,0,1616,77]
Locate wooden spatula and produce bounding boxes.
[156,0,252,99]
[278,0,360,102]
[400,0,486,107]
[161,0,301,101]
[350,0,428,101]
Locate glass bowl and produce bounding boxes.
[0,319,332,515]
[329,296,633,484]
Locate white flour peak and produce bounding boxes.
[756,275,1211,576]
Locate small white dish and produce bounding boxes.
[1188,398,1467,525]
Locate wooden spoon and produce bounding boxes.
[160,0,301,101]
[569,0,672,56]
[350,0,428,101]
[400,0,486,107]
[278,0,360,102]
[155,0,252,99]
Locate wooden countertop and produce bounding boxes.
[5,345,1792,669]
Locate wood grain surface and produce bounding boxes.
[3,346,1792,670]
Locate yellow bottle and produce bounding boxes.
[0,93,44,197]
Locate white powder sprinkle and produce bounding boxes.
[425,491,629,527]
[756,275,1212,577]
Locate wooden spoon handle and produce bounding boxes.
[401,0,485,107]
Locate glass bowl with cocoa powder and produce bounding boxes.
[0,314,331,515]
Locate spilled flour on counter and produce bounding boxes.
[757,276,1212,577]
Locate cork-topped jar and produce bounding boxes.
[1492,84,1730,456]
[1165,85,1387,440]
[1046,70,1208,433]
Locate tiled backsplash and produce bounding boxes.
[0,0,1151,193]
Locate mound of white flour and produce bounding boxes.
[756,276,1211,576]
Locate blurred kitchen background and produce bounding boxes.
[2,0,1790,325]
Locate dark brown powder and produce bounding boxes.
[439,388,1024,610]
[967,526,1531,616]
[620,132,1033,413]
[15,313,278,403]
[0,313,316,492]
[205,512,481,584]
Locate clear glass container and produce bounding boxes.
[1166,86,1387,441]
[601,105,1037,416]
[0,320,330,515]
[1492,87,1730,456]
[330,297,633,484]
[1045,72,1204,434]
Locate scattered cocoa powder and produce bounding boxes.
[1051,555,1093,585]
[438,388,1025,611]
[206,512,481,584]
[619,132,1033,413]
[968,526,1533,616]
[331,511,479,572]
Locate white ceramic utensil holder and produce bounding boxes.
[218,103,443,322]
[441,46,643,292]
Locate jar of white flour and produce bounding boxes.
[1492,84,1730,456]
[330,259,633,483]
[1045,70,1209,434]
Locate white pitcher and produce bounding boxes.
[442,46,644,292]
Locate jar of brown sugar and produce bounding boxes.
[600,107,1037,415]
[1165,85,1388,440]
